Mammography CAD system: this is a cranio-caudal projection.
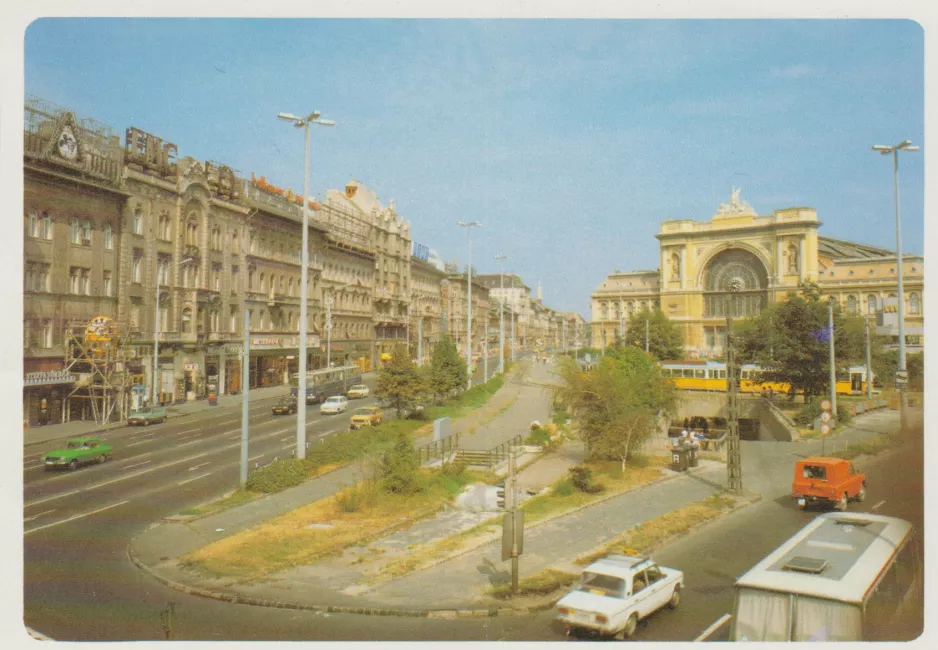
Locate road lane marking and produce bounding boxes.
[25,500,131,535]
[120,460,153,471]
[176,433,202,440]
[872,500,886,511]
[23,509,56,522]
[178,472,212,486]
[26,490,79,507]
[177,439,207,448]
[175,428,200,435]
[281,436,292,442]
[188,461,211,471]
[127,439,156,447]
[695,613,732,641]
[249,453,264,461]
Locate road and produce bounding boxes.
[23,384,922,642]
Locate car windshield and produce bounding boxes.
[326,397,342,403]
[67,441,80,449]
[352,385,366,390]
[354,408,371,416]
[578,572,625,598]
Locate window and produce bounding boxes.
[158,215,172,241]
[909,293,921,315]
[102,270,112,297]
[81,219,92,244]
[69,267,81,294]
[213,264,222,291]
[24,263,50,292]
[846,295,857,314]
[26,210,38,237]
[132,252,143,283]
[133,209,143,235]
[867,295,878,315]
[130,299,141,329]
[181,307,193,334]
[80,268,90,295]
[70,218,81,244]
[41,212,52,239]
[186,221,198,246]
[39,320,53,348]
[231,266,239,293]
[103,224,112,249]
[211,226,221,251]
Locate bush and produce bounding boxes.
[551,479,575,497]
[335,481,377,513]
[569,466,604,494]
[627,453,651,468]
[525,428,551,446]
[379,432,423,495]
[794,399,820,427]
[246,459,308,493]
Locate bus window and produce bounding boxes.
[717,370,726,379]
[732,587,791,641]
[792,595,862,641]
[683,369,694,378]
[695,369,706,379]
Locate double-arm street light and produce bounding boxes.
[457,220,482,388]
[152,256,194,407]
[872,139,919,433]
[495,254,507,374]
[278,109,335,460]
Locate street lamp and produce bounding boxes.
[457,220,482,388]
[495,254,507,374]
[279,109,335,459]
[152,256,194,407]
[872,139,919,433]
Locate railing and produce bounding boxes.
[419,433,460,465]
[490,434,524,464]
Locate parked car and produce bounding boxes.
[555,553,683,639]
[42,437,113,471]
[349,406,384,430]
[346,384,370,399]
[271,395,298,415]
[319,395,349,415]
[792,456,867,511]
[127,406,166,426]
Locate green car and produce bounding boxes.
[42,437,113,471]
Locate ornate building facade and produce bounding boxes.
[591,189,924,358]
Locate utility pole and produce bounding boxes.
[645,318,650,353]
[417,316,423,367]
[496,254,507,374]
[241,306,250,486]
[483,325,489,382]
[510,306,516,362]
[325,292,333,369]
[865,317,873,399]
[828,301,837,417]
[501,447,523,595]
[725,288,742,493]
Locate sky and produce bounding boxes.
[12,9,929,320]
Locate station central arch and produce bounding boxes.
[702,248,769,318]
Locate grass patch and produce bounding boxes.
[828,433,902,460]
[488,568,579,600]
[574,493,740,567]
[178,489,263,517]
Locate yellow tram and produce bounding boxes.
[659,360,873,396]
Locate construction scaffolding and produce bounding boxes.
[63,318,138,424]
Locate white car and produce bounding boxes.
[346,384,370,399]
[555,553,683,639]
[319,395,349,415]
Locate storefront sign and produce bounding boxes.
[250,336,321,349]
[224,344,242,355]
[24,370,76,387]
[250,173,320,210]
[184,362,199,371]
[85,315,116,343]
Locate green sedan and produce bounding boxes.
[42,437,113,471]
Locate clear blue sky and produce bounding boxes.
[21,18,925,318]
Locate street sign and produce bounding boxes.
[820,399,832,412]
[820,423,830,435]
[820,411,832,423]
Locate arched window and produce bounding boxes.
[25,210,38,238]
[181,307,193,334]
[259,272,266,293]
[70,218,81,244]
[600,302,608,320]
[81,219,92,243]
[703,248,769,318]
[186,221,199,246]
[867,294,878,315]
[158,215,172,240]
[103,224,112,249]
[133,209,143,235]
[846,295,857,314]
[910,293,921,315]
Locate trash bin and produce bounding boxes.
[687,444,699,468]
[208,391,217,406]
[670,445,689,472]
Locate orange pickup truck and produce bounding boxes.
[792,457,867,511]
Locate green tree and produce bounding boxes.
[624,309,685,360]
[557,347,676,470]
[376,343,422,419]
[735,283,871,398]
[426,336,467,404]
[378,431,422,495]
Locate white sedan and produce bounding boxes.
[346,384,370,399]
[319,395,349,414]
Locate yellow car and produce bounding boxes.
[349,406,383,430]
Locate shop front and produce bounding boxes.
[247,335,320,388]
[23,368,75,427]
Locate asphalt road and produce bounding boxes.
[23,382,922,642]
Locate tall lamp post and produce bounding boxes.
[872,140,918,433]
[278,109,335,459]
[457,220,482,388]
[495,254,507,373]
[152,256,193,407]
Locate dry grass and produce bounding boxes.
[575,493,740,566]
[488,568,579,600]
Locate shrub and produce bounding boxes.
[525,428,551,446]
[794,399,820,427]
[627,452,651,468]
[570,466,604,494]
[335,481,377,513]
[551,479,575,497]
[245,459,308,493]
[379,432,423,495]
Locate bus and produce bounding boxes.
[289,365,362,404]
[730,512,922,641]
[659,360,873,396]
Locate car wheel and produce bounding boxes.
[621,613,638,639]
[143,418,150,427]
[68,459,78,471]
[836,493,849,511]
[98,454,107,464]
[668,586,681,609]
[856,484,867,502]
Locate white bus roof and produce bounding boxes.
[734,512,912,604]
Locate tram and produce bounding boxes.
[289,364,362,403]
[659,360,872,396]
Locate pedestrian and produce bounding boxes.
[39,397,48,426]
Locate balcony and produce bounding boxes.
[157,331,198,343]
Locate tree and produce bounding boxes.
[376,343,422,419]
[426,336,467,404]
[379,431,422,495]
[623,309,685,360]
[735,283,872,398]
[557,346,676,470]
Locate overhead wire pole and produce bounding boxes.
[872,140,918,434]
[496,254,507,374]
[457,220,482,388]
[278,109,335,459]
